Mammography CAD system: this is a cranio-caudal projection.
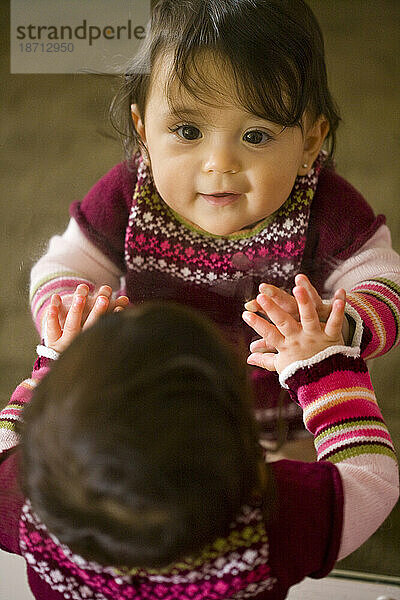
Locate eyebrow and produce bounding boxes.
[162,105,284,132]
[162,107,207,120]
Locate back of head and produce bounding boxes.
[112,0,340,159]
[20,303,261,568]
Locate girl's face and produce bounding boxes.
[132,56,328,237]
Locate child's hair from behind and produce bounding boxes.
[20,303,263,569]
[111,0,340,160]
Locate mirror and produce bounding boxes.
[1,0,398,585]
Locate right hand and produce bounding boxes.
[242,285,346,374]
[43,285,129,337]
[244,273,350,348]
[44,284,128,353]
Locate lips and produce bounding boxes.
[200,192,241,206]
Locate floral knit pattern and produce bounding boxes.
[19,499,276,600]
[124,154,323,296]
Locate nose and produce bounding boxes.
[202,143,240,174]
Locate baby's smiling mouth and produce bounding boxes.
[200,192,242,206]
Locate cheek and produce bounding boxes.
[149,157,186,206]
[255,165,297,203]
[147,145,195,193]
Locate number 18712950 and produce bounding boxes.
[19,42,74,52]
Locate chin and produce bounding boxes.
[203,224,237,236]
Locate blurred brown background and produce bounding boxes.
[1,0,399,578]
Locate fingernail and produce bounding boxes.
[259,286,273,296]
[99,286,112,298]
[244,301,256,311]
[256,293,270,304]
[242,311,252,323]
[77,284,89,296]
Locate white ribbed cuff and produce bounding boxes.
[36,345,60,361]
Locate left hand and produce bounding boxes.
[242,285,346,374]
[244,274,349,351]
[45,284,125,354]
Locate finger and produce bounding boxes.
[83,295,110,329]
[115,295,130,307]
[294,274,322,305]
[57,296,70,326]
[324,298,346,339]
[95,285,112,300]
[45,294,63,344]
[294,273,328,317]
[244,298,261,313]
[113,305,125,313]
[62,285,88,339]
[247,352,277,372]
[110,295,130,312]
[255,294,299,337]
[259,283,299,317]
[249,338,277,353]
[242,310,285,348]
[292,286,321,333]
[333,287,346,303]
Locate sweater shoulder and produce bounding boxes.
[302,168,386,284]
[313,168,377,226]
[73,160,136,214]
[69,161,137,268]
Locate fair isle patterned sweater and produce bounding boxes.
[29,153,400,435]
[0,348,398,600]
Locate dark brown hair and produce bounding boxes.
[19,303,263,568]
[110,0,340,161]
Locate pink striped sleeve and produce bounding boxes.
[0,366,51,454]
[347,278,400,359]
[280,350,398,559]
[282,353,397,465]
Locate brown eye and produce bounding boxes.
[177,125,201,140]
[243,130,270,145]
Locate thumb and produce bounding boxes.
[247,351,278,372]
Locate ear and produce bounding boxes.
[131,103,146,143]
[131,103,150,164]
[298,116,330,175]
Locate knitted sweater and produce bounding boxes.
[29,154,400,435]
[0,349,398,600]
